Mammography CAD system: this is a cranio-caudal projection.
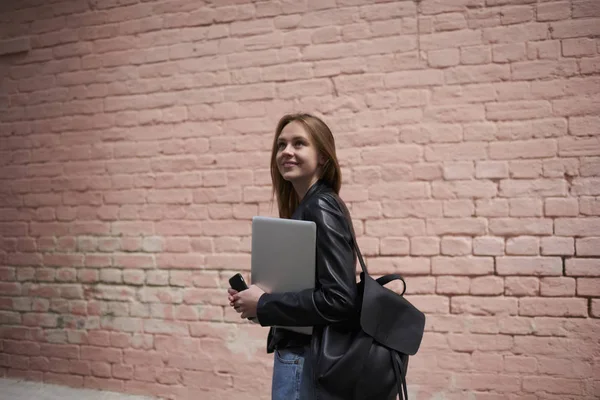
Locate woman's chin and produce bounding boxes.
[281,172,301,183]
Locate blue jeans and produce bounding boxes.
[272,345,316,400]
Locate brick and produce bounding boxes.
[365,218,426,237]
[99,269,122,284]
[505,277,539,296]
[421,29,481,51]
[419,0,484,14]
[45,372,83,388]
[475,161,508,179]
[562,38,596,57]
[580,198,600,216]
[441,237,472,256]
[380,237,409,256]
[565,258,600,277]
[538,357,593,379]
[505,355,537,373]
[443,162,473,180]
[500,179,566,198]
[541,237,574,256]
[427,218,487,236]
[443,200,474,217]
[490,139,557,160]
[508,160,542,178]
[401,277,435,295]
[428,48,460,68]
[540,277,576,296]
[23,312,58,328]
[570,116,600,137]
[112,364,133,380]
[473,236,504,256]
[0,37,31,56]
[526,40,561,60]
[484,23,547,44]
[493,43,526,62]
[573,0,600,18]
[593,299,600,318]
[433,12,467,31]
[360,145,422,165]
[475,199,509,217]
[519,298,587,317]
[368,257,431,276]
[543,158,579,179]
[576,238,600,256]
[509,198,542,217]
[470,276,504,295]
[460,45,492,65]
[437,276,470,295]
[512,60,578,80]
[497,119,567,142]
[81,346,122,363]
[501,5,534,25]
[432,180,496,199]
[537,2,571,21]
[506,236,539,255]
[90,361,111,378]
[432,256,494,275]
[40,343,79,359]
[554,97,600,119]
[544,198,579,217]
[445,64,510,84]
[384,69,444,88]
[496,257,562,276]
[410,237,440,256]
[123,270,145,285]
[450,333,513,353]
[490,218,553,236]
[572,178,600,196]
[556,218,600,236]
[452,296,518,316]
[550,18,600,39]
[431,84,496,106]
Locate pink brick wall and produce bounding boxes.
[1,0,599,399]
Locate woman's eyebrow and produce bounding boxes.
[278,136,307,142]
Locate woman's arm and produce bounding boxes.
[255,195,358,327]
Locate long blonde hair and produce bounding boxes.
[270,113,342,219]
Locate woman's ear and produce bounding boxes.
[319,154,327,166]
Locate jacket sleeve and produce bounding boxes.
[255,195,358,327]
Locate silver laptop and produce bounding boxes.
[251,216,316,335]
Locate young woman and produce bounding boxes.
[228,113,359,400]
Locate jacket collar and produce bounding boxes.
[299,179,329,204]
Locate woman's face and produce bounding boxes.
[276,121,324,187]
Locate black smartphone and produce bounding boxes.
[229,273,248,292]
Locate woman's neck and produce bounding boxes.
[294,176,320,201]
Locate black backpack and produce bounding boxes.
[316,195,426,399]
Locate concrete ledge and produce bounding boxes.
[0,378,155,400]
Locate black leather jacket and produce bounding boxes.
[256,179,359,399]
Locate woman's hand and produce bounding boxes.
[228,285,265,319]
